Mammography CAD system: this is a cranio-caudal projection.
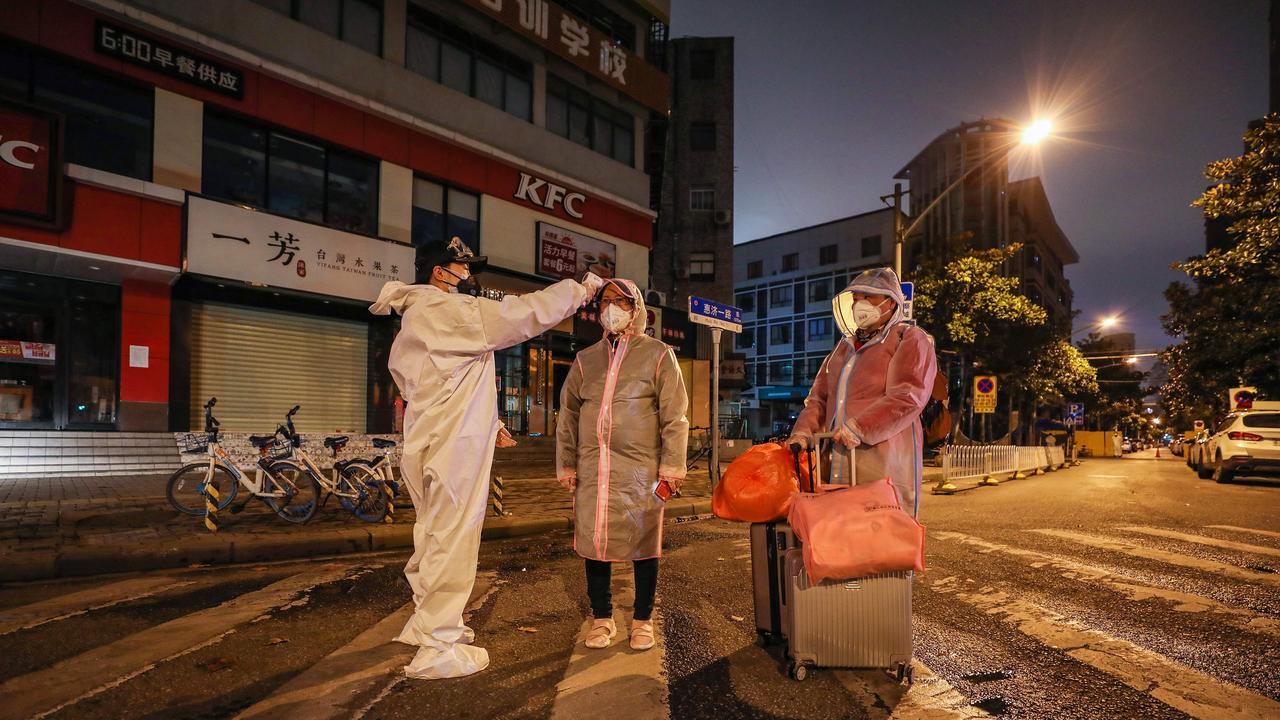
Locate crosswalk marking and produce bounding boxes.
[0,577,195,636]
[834,661,994,718]
[931,580,1280,720]
[237,572,499,720]
[1030,529,1280,588]
[0,563,369,720]
[1117,526,1280,558]
[1205,524,1280,540]
[552,573,668,720]
[932,531,1280,638]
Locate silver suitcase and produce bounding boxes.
[751,433,915,682]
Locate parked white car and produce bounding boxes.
[1199,404,1280,483]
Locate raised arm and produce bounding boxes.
[477,279,588,352]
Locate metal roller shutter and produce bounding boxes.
[190,302,368,433]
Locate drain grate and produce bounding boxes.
[962,669,1014,683]
[971,696,1011,714]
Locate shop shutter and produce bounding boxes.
[190,302,368,433]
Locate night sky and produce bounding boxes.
[672,0,1267,356]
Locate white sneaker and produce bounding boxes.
[584,618,617,649]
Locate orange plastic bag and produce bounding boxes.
[787,477,926,582]
[712,442,812,523]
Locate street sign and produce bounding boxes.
[974,375,997,414]
[900,282,914,321]
[688,295,743,333]
[1066,402,1084,426]
[1228,386,1258,411]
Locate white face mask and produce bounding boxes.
[832,292,890,337]
[852,299,886,329]
[600,304,632,333]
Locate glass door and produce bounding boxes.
[0,293,58,427]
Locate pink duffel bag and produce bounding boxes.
[786,477,926,583]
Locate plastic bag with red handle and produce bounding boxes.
[712,442,813,523]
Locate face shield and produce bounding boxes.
[831,290,893,337]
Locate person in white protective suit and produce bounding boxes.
[370,237,604,679]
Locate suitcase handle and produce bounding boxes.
[789,442,816,493]
[808,431,855,487]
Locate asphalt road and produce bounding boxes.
[0,449,1277,719]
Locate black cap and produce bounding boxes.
[416,237,488,279]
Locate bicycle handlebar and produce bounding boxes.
[204,397,220,433]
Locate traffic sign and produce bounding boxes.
[974,375,997,414]
[900,282,914,321]
[688,295,742,333]
[1228,386,1258,411]
[1066,402,1084,426]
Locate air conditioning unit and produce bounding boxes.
[645,289,667,307]
[714,209,732,226]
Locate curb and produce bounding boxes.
[0,498,716,584]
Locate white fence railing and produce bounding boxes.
[938,443,1070,489]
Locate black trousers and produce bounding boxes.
[585,558,659,621]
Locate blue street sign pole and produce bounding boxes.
[688,296,743,487]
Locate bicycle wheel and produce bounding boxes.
[338,463,392,523]
[264,460,321,524]
[167,462,239,516]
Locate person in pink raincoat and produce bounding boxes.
[788,267,937,515]
[557,278,689,652]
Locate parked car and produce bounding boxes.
[1122,439,1134,453]
[1187,430,1209,472]
[1200,405,1280,483]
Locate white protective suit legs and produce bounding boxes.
[395,432,496,678]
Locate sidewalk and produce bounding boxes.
[0,464,714,583]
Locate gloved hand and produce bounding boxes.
[834,425,861,449]
[496,426,518,449]
[786,434,810,452]
[558,472,577,492]
[579,272,606,302]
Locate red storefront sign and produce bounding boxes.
[0,98,63,229]
[0,340,57,364]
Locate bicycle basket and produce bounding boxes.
[267,440,294,461]
[177,432,211,454]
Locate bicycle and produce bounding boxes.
[342,437,402,502]
[166,398,321,524]
[269,405,393,524]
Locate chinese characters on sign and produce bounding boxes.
[187,196,414,302]
[95,21,244,99]
[464,0,668,113]
[537,222,616,281]
[0,340,57,365]
[974,376,998,414]
[688,296,743,333]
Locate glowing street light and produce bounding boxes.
[1021,119,1053,145]
[1099,315,1118,329]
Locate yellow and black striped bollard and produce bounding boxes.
[382,480,396,523]
[204,481,220,533]
[491,475,506,516]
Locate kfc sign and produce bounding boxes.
[0,99,63,229]
[515,172,586,219]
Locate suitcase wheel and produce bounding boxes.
[892,661,914,685]
[788,660,810,682]
[755,630,772,648]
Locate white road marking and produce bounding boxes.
[932,583,1280,719]
[1030,529,1280,588]
[1205,525,1280,541]
[552,573,667,720]
[1118,526,1280,559]
[933,531,1279,638]
[0,577,195,636]
[834,660,994,718]
[237,572,498,720]
[0,563,369,720]
[1088,475,1128,479]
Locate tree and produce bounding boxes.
[1162,114,1280,420]
[1077,332,1147,431]
[1024,340,1099,404]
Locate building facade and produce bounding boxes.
[0,0,685,437]
[732,209,896,439]
[896,119,1077,327]
[651,36,734,309]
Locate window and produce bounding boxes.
[782,253,799,272]
[735,293,755,312]
[793,320,805,351]
[689,252,715,281]
[559,0,637,49]
[861,235,882,257]
[755,361,767,386]
[769,286,792,307]
[735,331,754,350]
[769,361,793,384]
[411,177,481,253]
[203,111,379,234]
[820,244,838,265]
[406,8,533,121]
[755,327,766,351]
[690,49,716,79]
[16,55,155,180]
[256,0,383,55]
[747,261,763,279]
[808,318,832,339]
[546,75,634,164]
[809,279,832,302]
[690,122,716,151]
[690,188,715,211]
[769,325,790,345]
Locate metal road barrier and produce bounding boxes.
[934,443,1075,494]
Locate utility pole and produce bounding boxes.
[891,182,905,278]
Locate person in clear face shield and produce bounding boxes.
[370,237,604,679]
[557,279,689,651]
[788,267,937,515]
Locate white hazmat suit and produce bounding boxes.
[370,277,590,679]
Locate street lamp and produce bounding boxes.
[1071,315,1120,339]
[884,119,1054,278]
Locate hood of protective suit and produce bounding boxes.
[598,278,648,335]
[839,267,907,338]
[370,281,436,316]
